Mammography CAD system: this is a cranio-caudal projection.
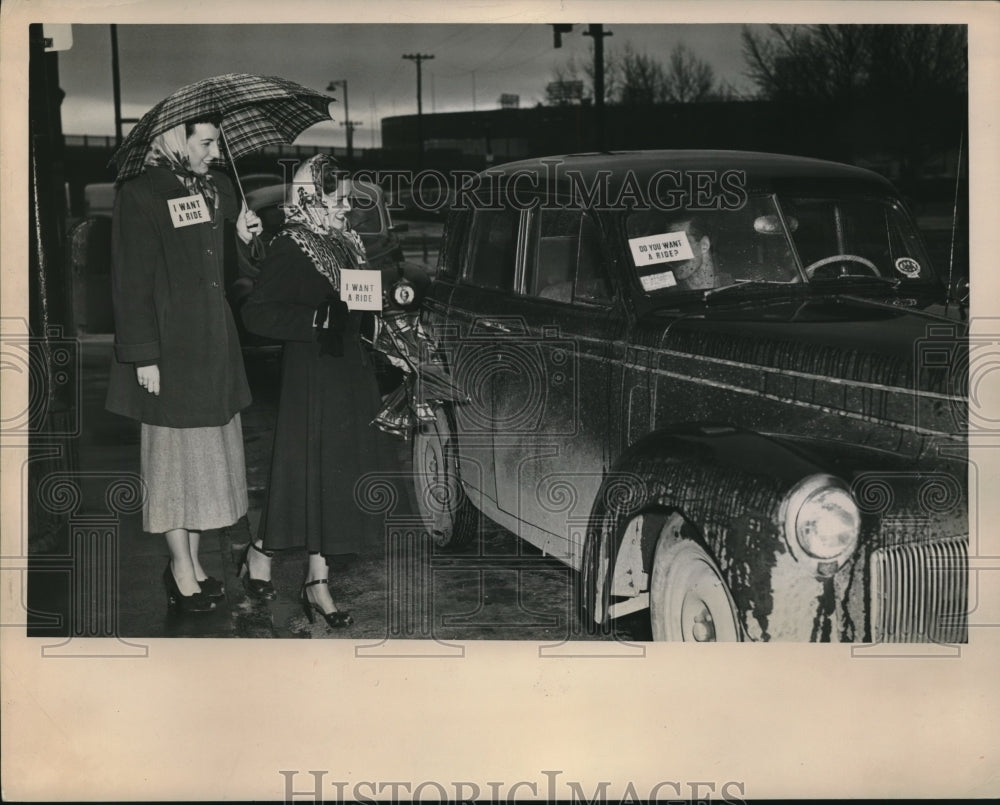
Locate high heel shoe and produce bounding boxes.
[196,575,225,599]
[237,542,276,601]
[164,562,216,614]
[300,579,353,628]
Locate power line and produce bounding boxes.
[433,25,536,77]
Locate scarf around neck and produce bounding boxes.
[143,124,219,212]
[278,154,367,290]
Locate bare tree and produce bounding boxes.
[604,42,723,105]
[741,24,967,182]
[617,43,667,105]
[866,25,967,99]
[663,43,717,103]
[741,24,967,103]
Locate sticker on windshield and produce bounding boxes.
[628,232,694,266]
[639,271,678,291]
[895,257,922,278]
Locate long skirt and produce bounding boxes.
[258,342,407,557]
[140,413,248,534]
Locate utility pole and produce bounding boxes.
[110,25,138,147]
[327,79,357,161]
[583,24,612,151]
[111,25,123,145]
[402,53,434,164]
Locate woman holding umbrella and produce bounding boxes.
[105,114,264,614]
[239,154,402,628]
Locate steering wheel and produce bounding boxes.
[803,254,879,279]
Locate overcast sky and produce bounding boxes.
[56,23,757,149]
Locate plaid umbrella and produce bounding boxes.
[110,73,335,184]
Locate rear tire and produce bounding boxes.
[412,407,479,549]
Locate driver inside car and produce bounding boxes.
[669,216,732,290]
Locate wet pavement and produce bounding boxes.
[27,335,645,642]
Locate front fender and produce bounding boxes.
[595,425,870,641]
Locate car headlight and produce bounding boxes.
[779,474,860,566]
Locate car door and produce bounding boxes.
[438,204,526,510]
[487,203,624,565]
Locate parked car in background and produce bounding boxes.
[235,172,285,195]
[414,150,969,643]
[81,172,283,218]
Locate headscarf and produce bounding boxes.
[277,154,367,290]
[142,123,218,211]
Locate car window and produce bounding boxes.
[625,196,800,294]
[466,208,520,291]
[525,207,612,305]
[439,209,470,278]
[575,213,614,304]
[780,196,936,283]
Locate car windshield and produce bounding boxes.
[625,193,937,297]
[780,195,935,285]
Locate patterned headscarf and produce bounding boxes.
[277,154,367,290]
[142,123,218,211]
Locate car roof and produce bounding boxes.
[480,150,895,195]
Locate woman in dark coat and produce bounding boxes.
[240,154,398,627]
[106,115,262,613]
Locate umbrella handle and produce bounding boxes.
[219,124,248,208]
[220,124,264,258]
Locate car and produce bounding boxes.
[411,150,969,643]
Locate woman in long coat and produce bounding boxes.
[106,115,262,613]
[240,154,398,627]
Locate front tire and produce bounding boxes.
[649,528,742,642]
[412,407,479,549]
[582,492,742,641]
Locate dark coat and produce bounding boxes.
[241,234,405,556]
[105,167,252,427]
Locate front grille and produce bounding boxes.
[870,537,968,643]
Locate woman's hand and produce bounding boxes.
[136,364,160,396]
[236,203,263,244]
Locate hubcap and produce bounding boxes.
[649,522,742,642]
[682,594,717,641]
